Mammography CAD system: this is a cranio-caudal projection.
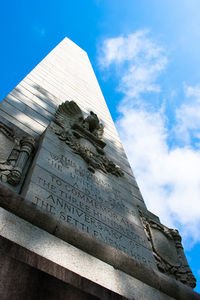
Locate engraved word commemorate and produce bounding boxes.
[25,165,156,268]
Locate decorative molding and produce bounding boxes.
[53,101,124,177]
[138,209,196,288]
[0,122,35,186]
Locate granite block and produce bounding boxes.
[0,205,197,300]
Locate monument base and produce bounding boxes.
[0,237,128,300]
[1,185,200,300]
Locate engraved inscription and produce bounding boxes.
[24,165,156,268]
[31,168,147,245]
[45,149,137,218]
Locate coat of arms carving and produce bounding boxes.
[139,210,196,288]
[53,100,123,177]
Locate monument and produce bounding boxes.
[0,38,199,300]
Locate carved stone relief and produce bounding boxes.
[0,121,35,186]
[138,209,196,288]
[53,100,124,177]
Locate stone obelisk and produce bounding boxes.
[0,38,199,300]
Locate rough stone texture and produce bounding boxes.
[21,123,156,268]
[19,104,196,288]
[0,116,36,193]
[0,250,127,300]
[1,184,200,300]
[0,253,39,300]
[0,207,176,299]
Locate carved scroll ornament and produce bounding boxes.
[0,122,35,186]
[53,101,123,177]
[139,210,196,288]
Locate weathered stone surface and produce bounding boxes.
[19,97,197,288]
[44,120,138,181]
[139,209,197,289]
[0,117,35,193]
[29,125,144,214]
[0,244,129,300]
[0,132,14,161]
[0,199,199,300]
[36,142,137,213]
[24,181,155,265]
[25,166,142,228]
[22,120,156,267]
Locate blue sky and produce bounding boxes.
[1,0,200,293]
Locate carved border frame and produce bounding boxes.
[0,121,35,186]
[138,209,196,288]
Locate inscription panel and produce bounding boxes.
[28,166,147,244]
[24,166,156,268]
[37,139,140,222]
[22,124,157,268]
[45,124,146,207]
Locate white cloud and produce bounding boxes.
[175,84,200,145]
[117,106,200,247]
[99,31,200,248]
[99,30,167,98]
